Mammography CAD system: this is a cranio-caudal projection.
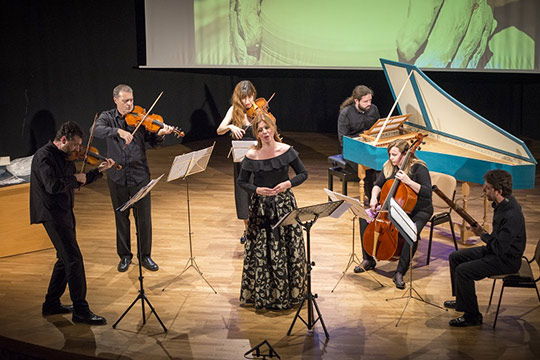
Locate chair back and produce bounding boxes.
[429,171,457,211]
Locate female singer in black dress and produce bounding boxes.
[237,112,308,310]
[359,138,433,289]
[217,80,257,243]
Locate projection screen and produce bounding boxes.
[143,0,539,72]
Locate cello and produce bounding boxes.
[362,134,425,261]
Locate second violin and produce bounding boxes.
[126,105,185,138]
[246,93,276,122]
[70,145,121,170]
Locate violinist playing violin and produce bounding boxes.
[216,80,258,244]
[30,121,115,325]
[93,84,174,273]
[354,138,433,290]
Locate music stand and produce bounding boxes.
[113,174,168,332]
[324,189,384,291]
[274,200,346,339]
[229,140,257,162]
[161,143,217,293]
[385,197,446,327]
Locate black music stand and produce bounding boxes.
[274,200,346,339]
[113,174,168,332]
[161,143,217,293]
[385,197,446,327]
[324,189,384,291]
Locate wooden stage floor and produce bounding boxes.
[0,132,539,359]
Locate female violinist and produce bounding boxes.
[356,138,433,289]
[216,80,258,244]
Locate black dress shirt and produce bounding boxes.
[93,108,164,186]
[30,141,102,228]
[337,103,380,150]
[481,196,526,260]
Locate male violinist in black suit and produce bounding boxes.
[31,121,115,325]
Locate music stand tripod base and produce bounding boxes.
[162,144,217,294]
[275,200,344,339]
[112,175,168,332]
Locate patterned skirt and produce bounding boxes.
[240,189,307,310]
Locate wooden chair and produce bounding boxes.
[426,171,458,265]
[487,238,540,328]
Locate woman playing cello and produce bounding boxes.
[357,138,433,289]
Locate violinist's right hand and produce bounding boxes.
[117,128,133,145]
[75,173,86,185]
[229,125,245,139]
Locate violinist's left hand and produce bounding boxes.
[272,180,291,194]
[157,124,174,136]
[395,170,411,186]
[98,158,116,172]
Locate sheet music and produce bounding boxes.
[323,188,370,221]
[167,143,215,182]
[389,197,417,244]
[272,200,344,228]
[230,140,257,162]
[118,174,165,212]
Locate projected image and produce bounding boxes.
[191,0,537,70]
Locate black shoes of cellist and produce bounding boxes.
[353,259,376,273]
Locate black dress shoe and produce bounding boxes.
[449,314,482,327]
[42,303,74,316]
[393,272,405,289]
[354,259,376,273]
[117,256,131,272]
[72,311,107,325]
[141,256,159,271]
[444,300,457,309]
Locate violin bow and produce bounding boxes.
[80,113,98,174]
[129,91,164,138]
[266,92,275,105]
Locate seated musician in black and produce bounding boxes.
[337,85,380,198]
[355,138,433,289]
[445,169,526,327]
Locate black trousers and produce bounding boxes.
[43,222,89,313]
[359,210,430,275]
[108,177,152,259]
[449,246,521,316]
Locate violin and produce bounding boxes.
[69,145,122,170]
[362,133,425,261]
[245,93,276,122]
[125,105,185,138]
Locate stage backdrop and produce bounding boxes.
[143,0,540,71]
[1,0,539,161]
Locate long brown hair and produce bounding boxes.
[251,112,282,150]
[382,138,426,178]
[339,85,373,112]
[231,80,256,127]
